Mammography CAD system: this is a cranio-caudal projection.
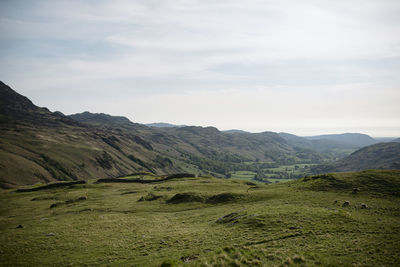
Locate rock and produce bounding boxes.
[180,254,198,262]
[334,200,338,204]
[16,224,23,229]
[342,201,350,207]
[352,188,359,194]
[46,233,56,236]
[361,203,368,209]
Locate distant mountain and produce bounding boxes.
[161,127,322,168]
[392,138,400,143]
[374,137,398,142]
[311,142,400,173]
[279,132,362,160]
[305,133,378,148]
[279,132,385,161]
[146,122,187,128]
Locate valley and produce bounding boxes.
[2,82,398,188]
[1,81,400,266]
[1,1,399,266]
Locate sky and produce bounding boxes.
[0,0,399,137]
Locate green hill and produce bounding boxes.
[311,142,400,174]
[299,169,400,196]
[1,170,399,266]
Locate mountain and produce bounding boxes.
[311,142,400,173]
[164,127,322,167]
[0,81,81,127]
[0,82,324,187]
[3,81,394,187]
[374,137,398,142]
[279,132,387,161]
[0,82,185,188]
[279,132,361,160]
[146,122,187,128]
[69,112,136,128]
[305,133,378,148]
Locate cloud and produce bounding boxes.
[0,0,399,136]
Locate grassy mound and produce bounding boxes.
[167,192,244,204]
[49,196,87,208]
[300,170,400,196]
[206,192,244,204]
[167,192,205,204]
[137,192,162,202]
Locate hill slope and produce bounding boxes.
[311,142,400,174]
[0,82,184,187]
[1,170,399,266]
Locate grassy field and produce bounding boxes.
[265,178,293,183]
[230,164,316,184]
[0,170,399,266]
[263,164,316,180]
[230,171,256,180]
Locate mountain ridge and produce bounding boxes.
[1,81,398,187]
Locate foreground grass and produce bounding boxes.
[0,171,399,266]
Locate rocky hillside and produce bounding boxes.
[0,82,183,187]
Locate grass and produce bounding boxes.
[0,170,399,266]
[263,164,317,179]
[230,171,256,180]
[266,178,293,183]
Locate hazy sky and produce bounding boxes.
[1,0,399,136]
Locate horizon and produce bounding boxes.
[1,1,399,137]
